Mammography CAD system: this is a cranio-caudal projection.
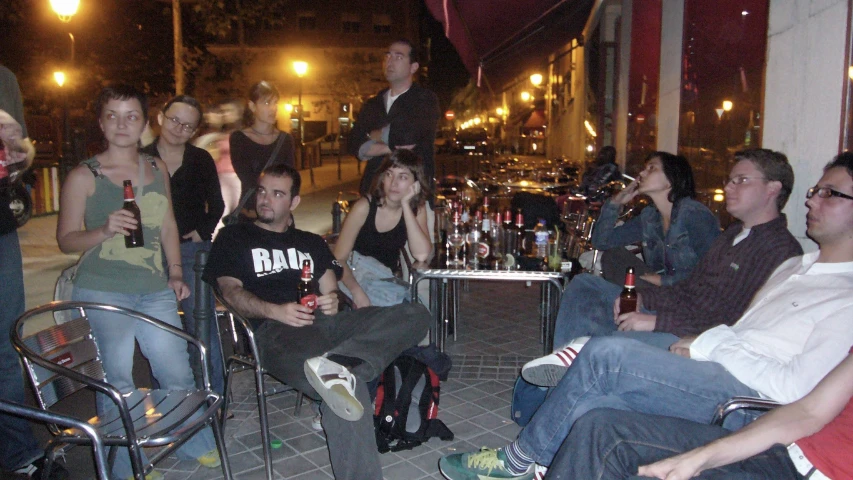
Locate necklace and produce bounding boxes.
[250,126,277,136]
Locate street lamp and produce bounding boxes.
[530,73,543,86]
[50,0,79,21]
[722,100,733,112]
[293,60,314,185]
[293,61,308,145]
[50,0,78,63]
[520,91,531,102]
[54,71,73,174]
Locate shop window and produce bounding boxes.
[625,0,661,175]
[342,13,361,33]
[373,14,391,35]
[299,12,317,31]
[677,0,768,201]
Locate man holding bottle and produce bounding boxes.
[204,164,430,480]
[438,152,853,480]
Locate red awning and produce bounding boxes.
[424,0,594,92]
[524,110,547,129]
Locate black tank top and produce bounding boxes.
[353,198,408,271]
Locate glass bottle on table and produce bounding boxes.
[466,210,483,269]
[488,212,504,270]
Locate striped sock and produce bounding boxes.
[503,442,534,475]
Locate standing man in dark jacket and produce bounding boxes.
[349,39,441,199]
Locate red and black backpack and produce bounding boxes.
[373,355,454,453]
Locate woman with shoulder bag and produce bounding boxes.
[228,81,295,222]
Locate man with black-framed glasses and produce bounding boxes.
[440,152,853,480]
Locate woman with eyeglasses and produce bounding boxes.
[229,81,295,220]
[56,85,223,479]
[140,94,226,395]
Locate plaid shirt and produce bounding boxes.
[640,215,803,337]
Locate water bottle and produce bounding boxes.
[533,219,549,258]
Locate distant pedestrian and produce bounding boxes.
[230,81,295,221]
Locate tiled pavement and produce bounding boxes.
[149,280,545,480]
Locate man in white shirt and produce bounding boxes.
[438,152,853,480]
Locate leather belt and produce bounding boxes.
[788,443,831,480]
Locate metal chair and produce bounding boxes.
[211,280,358,480]
[12,301,233,480]
[711,396,781,426]
[0,398,110,480]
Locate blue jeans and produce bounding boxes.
[552,274,678,351]
[516,336,762,466]
[179,241,224,395]
[0,231,41,471]
[73,287,216,478]
[546,409,801,479]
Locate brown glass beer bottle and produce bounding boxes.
[619,267,638,313]
[122,180,144,248]
[297,259,318,311]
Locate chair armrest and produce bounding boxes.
[711,396,781,426]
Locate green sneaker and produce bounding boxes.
[197,449,222,468]
[126,470,163,480]
[438,447,534,480]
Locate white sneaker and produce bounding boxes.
[311,413,323,432]
[304,356,363,421]
[521,337,590,386]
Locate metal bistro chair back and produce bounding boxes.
[211,284,305,480]
[711,396,781,426]
[12,301,232,480]
[0,398,110,480]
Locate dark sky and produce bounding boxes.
[419,0,471,112]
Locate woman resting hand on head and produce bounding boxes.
[333,149,432,308]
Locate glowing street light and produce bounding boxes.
[293,61,308,77]
[50,0,79,22]
[496,107,504,116]
[54,71,66,87]
[722,100,733,112]
[293,60,314,185]
[520,91,531,102]
[293,61,308,145]
[529,73,543,86]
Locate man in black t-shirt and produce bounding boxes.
[204,164,429,480]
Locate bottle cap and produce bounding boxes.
[270,439,283,449]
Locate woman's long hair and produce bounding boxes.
[370,149,431,213]
[648,151,696,203]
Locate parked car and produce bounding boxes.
[434,129,456,154]
[454,127,491,155]
[308,133,340,155]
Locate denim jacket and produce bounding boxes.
[591,197,720,286]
